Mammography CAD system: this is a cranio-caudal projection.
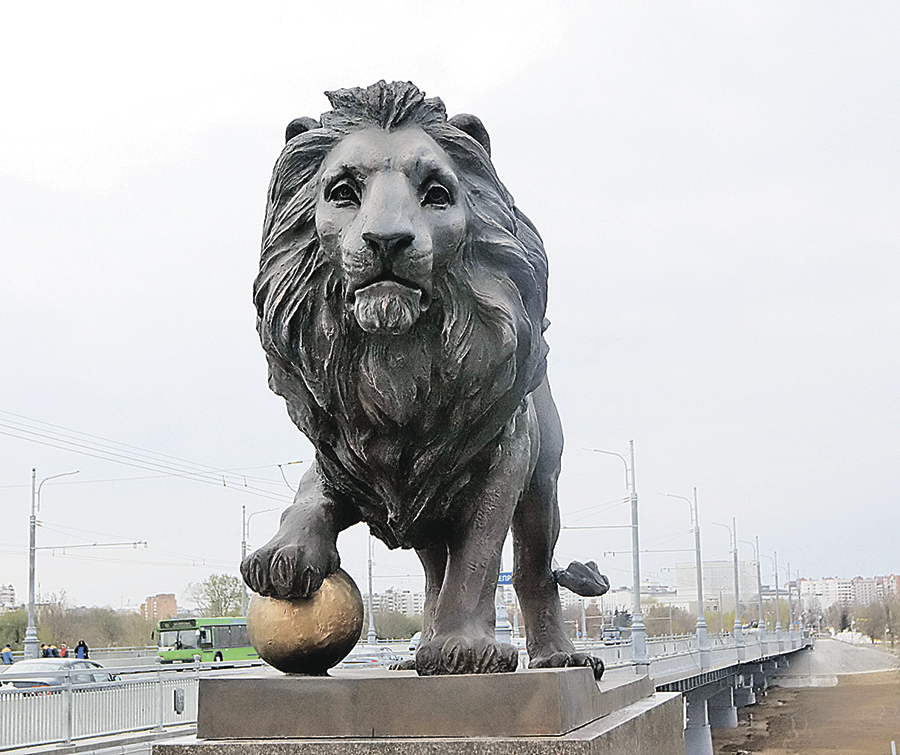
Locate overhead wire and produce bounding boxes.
[0,409,280,482]
[0,410,298,504]
[562,496,630,526]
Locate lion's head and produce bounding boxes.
[254,81,552,546]
[315,124,466,337]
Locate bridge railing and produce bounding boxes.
[0,660,263,751]
[1,632,814,751]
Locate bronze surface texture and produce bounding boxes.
[241,80,610,678]
[246,569,363,674]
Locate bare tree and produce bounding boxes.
[186,574,243,617]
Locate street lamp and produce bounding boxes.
[786,560,795,641]
[585,441,647,669]
[711,518,743,658]
[366,533,377,644]
[241,505,278,616]
[25,468,79,659]
[739,536,766,647]
[773,551,783,647]
[662,488,709,666]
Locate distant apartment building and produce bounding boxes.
[557,583,670,614]
[798,577,851,608]
[367,588,426,617]
[851,576,878,605]
[798,575,899,609]
[0,584,16,611]
[675,560,759,613]
[886,574,900,597]
[140,594,177,621]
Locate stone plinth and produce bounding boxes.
[196,668,652,739]
[154,667,685,755]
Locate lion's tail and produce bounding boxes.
[553,561,610,598]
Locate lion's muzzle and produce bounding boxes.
[352,280,425,335]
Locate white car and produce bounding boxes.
[1,658,118,689]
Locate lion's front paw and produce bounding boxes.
[240,537,339,600]
[529,651,604,680]
[415,635,518,676]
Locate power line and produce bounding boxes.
[563,496,630,524]
[0,410,278,482]
[0,426,290,502]
[0,411,298,503]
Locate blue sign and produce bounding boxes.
[498,572,513,585]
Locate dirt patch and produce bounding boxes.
[712,670,900,754]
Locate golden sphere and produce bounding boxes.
[247,569,364,675]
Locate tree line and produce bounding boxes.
[0,600,155,651]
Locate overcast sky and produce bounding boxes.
[1,2,897,612]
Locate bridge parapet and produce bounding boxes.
[649,631,813,755]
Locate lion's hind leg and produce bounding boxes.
[512,380,605,680]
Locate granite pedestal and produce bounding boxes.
[155,667,684,755]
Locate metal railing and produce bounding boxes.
[0,646,160,667]
[572,628,811,675]
[1,632,812,752]
[0,660,262,751]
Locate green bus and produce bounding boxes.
[156,617,259,663]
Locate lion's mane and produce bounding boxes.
[255,81,551,549]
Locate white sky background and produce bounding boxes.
[1,2,898,612]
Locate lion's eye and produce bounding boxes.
[422,184,452,207]
[327,181,360,206]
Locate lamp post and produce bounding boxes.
[711,518,743,658]
[663,488,709,667]
[773,551,783,649]
[586,441,647,670]
[241,505,277,616]
[740,537,767,649]
[366,533,377,644]
[25,468,79,659]
[786,561,795,643]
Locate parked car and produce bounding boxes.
[602,627,624,644]
[334,646,406,669]
[0,658,118,689]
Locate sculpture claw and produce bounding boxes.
[241,539,337,600]
[415,635,517,676]
[529,651,604,680]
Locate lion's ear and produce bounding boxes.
[449,114,491,157]
[285,117,321,143]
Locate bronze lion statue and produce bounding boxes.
[242,81,608,677]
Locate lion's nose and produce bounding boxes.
[363,230,415,264]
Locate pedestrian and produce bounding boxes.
[1,644,13,664]
[41,644,51,657]
[59,643,68,658]
[50,644,60,657]
[74,640,89,659]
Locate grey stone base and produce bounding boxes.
[194,668,654,739]
[154,668,684,755]
[156,692,683,755]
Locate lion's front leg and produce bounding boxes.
[414,406,537,676]
[241,463,358,599]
